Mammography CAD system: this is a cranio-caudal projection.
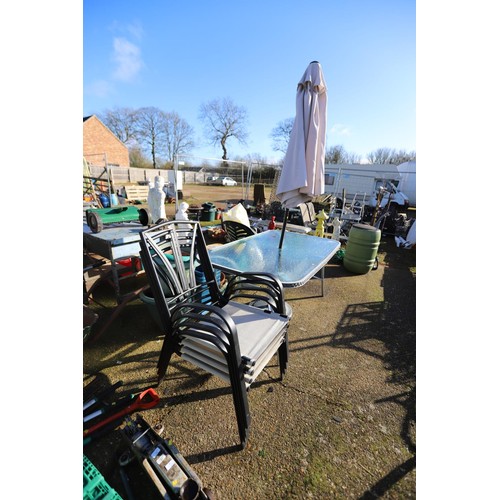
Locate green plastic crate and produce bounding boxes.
[83,455,123,500]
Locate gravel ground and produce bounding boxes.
[83,185,416,499]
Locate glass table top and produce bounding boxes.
[208,230,340,287]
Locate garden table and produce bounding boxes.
[208,229,340,297]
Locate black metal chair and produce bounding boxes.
[220,219,257,242]
[139,220,290,448]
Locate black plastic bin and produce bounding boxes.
[200,202,216,222]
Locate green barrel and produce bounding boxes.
[343,223,381,274]
[200,202,216,222]
[86,206,142,233]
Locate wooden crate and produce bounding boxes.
[124,185,150,202]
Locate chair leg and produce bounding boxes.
[157,337,175,382]
[278,334,289,380]
[228,364,251,448]
[234,388,251,449]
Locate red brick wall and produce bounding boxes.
[83,115,130,167]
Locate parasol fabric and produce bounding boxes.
[276,61,328,209]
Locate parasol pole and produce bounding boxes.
[278,208,289,250]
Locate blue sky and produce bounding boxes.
[83,0,415,163]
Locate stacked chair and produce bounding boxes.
[139,221,290,448]
[220,219,257,242]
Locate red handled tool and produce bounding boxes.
[83,388,160,437]
[84,392,138,425]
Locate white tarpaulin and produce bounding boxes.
[222,203,251,228]
[276,61,328,209]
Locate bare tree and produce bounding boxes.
[325,145,361,164]
[366,147,394,164]
[129,146,152,169]
[134,107,167,169]
[100,107,139,145]
[163,111,195,162]
[199,97,248,160]
[270,117,294,154]
[391,149,416,164]
[367,147,416,164]
[345,151,362,163]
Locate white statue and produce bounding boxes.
[175,201,190,221]
[332,217,341,240]
[175,201,191,229]
[148,175,166,222]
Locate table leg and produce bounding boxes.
[110,259,122,302]
[86,285,150,344]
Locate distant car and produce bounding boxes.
[219,177,237,186]
[206,176,219,185]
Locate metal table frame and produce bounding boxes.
[83,223,147,342]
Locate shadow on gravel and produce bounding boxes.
[331,241,416,497]
[359,455,416,500]
[184,444,244,464]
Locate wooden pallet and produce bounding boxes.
[124,185,150,202]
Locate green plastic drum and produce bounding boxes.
[85,205,147,233]
[343,223,381,274]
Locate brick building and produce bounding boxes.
[83,115,130,167]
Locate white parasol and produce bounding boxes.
[276,61,328,248]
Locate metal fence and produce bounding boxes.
[87,165,277,191]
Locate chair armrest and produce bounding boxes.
[222,272,287,316]
[170,301,242,359]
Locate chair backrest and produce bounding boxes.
[298,202,316,226]
[139,221,222,331]
[221,219,256,242]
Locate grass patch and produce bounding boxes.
[302,453,336,495]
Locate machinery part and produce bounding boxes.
[179,478,202,500]
[119,450,135,467]
[119,466,137,500]
[88,211,103,233]
[142,458,170,498]
[153,423,164,435]
[122,414,211,500]
[138,207,153,226]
